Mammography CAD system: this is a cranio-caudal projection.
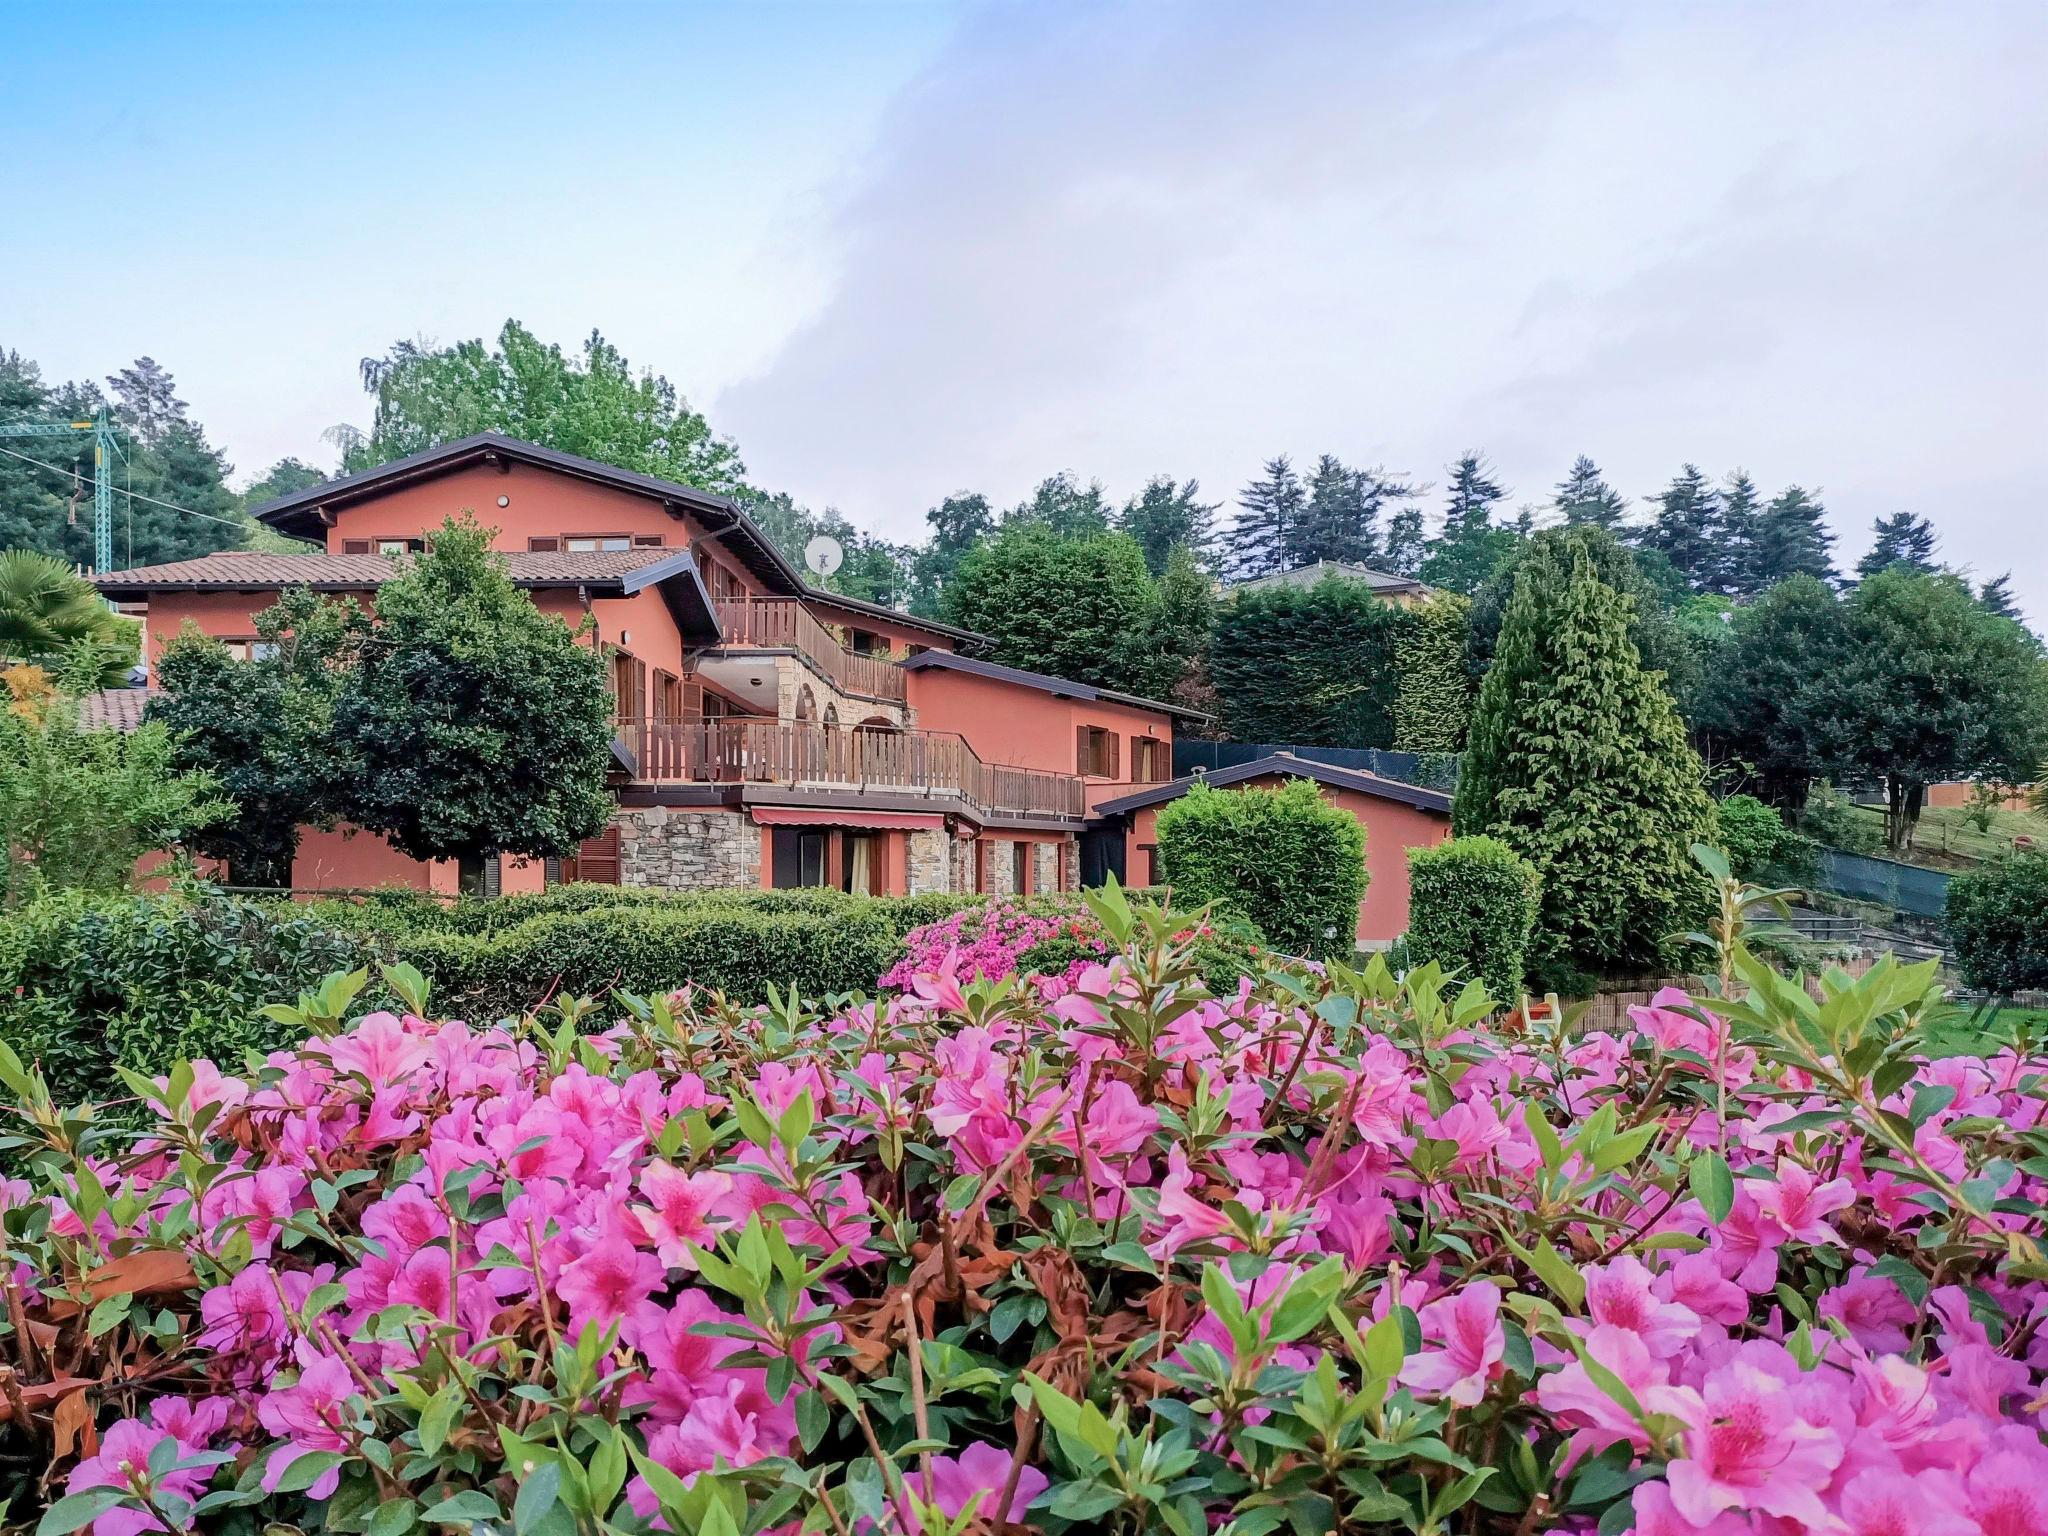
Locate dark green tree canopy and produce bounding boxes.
[1456,541,1715,981]
[1228,455,1306,580]
[1419,453,1516,595]
[351,321,747,496]
[1006,472,1112,539]
[1553,455,1628,529]
[1857,511,1939,579]
[1634,464,1719,590]
[150,588,365,886]
[1808,566,2048,847]
[1117,477,1219,576]
[1208,578,1411,746]
[1749,485,1837,590]
[331,517,616,875]
[941,525,1165,694]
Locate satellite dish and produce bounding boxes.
[804,535,845,578]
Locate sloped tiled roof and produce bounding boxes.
[898,650,1210,722]
[76,688,151,732]
[93,546,686,596]
[1090,752,1454,818]
[1228,559,1432,595]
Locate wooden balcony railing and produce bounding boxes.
[712,597,906,703]
[620,716,1086,820]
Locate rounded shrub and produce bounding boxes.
[1154,778,1366,959]
[1948,852,2048,995]
[1403,835,1541,1005]
[1713,794,1815,884]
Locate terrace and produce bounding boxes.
[618,715,1087,822]
[710,596,908,703]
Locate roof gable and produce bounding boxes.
[1089,753,1453,817]
[899,650,1208,722]
[250,433,805,595]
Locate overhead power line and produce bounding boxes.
[0,441,248,530]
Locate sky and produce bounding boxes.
[5,1,2045,616]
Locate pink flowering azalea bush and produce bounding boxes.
[1,877,2047,1536]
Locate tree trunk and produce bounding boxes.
[1883,777,1925,851]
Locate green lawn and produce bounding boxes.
[1838,801,2048,869]
[1923,1002,2048,1058]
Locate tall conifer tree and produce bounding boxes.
[1749,486,1837,588]
[1455,538,1715,979]
[1228,455,1305,579]
[1636,465,1720,591]
[1553,455,1628,529]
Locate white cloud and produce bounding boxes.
[716,0,2048,614]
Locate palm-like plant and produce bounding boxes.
[0,551,135,688]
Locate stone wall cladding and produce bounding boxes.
[950,837,977,894]
[615,807,759,890]
[986,840,1016,897]
[1034,841,1062,895]
[908,828,951,894]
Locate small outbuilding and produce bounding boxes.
[1087,752,1454,946]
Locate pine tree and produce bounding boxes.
[1711,470,1765,597]
[1455,537,1715,980]
[1858,511,1939,579]
[1382,505,1426,578]
[1227,455,1304,580]
[1117,476,1218,576]
[1636,465,1720,592]
[1748,486,1837,588]
[1420,453,1515,595]
[1979,572,2022,622]
[1292,455,1380,568]
[1553,455,1628,529]
[1392,592,1473,752]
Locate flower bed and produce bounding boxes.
[1,892,2046,1535]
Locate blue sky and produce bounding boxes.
[5,1,2045,616]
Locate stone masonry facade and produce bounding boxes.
[615,807,759,889]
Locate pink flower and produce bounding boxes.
[1821,1271,1919,1355]
[1536,1324,1701,1458]
[557,1234,664,1341]
[1836,1467,1979,1536]
[1581,1256,1699,1359]
[1665,1358,1844,1528]
[1144,1146,1234,1259]
[256,1349,357,1498]
[630,1162,731,1269]
[1751,1157,1856,1246]
[1399,1283,1506,1407]
[909,1442,1049,1531]
[1967,1447,2048,1535]
[1627,1479,1752,1536]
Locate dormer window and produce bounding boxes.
[566,535,632,552]
[341,536,425,556]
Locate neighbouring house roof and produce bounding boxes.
[247,432,805,595]
[801,587,984,646]
[76,687,150,732]
[897,650,1210,722]
[1089,752,1454,817]
[91,546,722,644]
[1227,559,1434,596]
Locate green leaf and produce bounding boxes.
[37,1489,134,1536]
[513,1462,561,1536]
[1688,1151,1734,1223]
[368,1499,419,1536]
[421,1490,505,1525]
[272,1449,353,1494]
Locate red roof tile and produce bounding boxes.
[92,547,683,594]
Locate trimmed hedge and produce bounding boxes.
[1154,779,1366,960]
[395,904,901,1021]
[0,888,376,1109]
[1948,853,2048,996]
[1403,835,1542,1005]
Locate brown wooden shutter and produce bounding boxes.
[632,534,665,548]
[569,824,621,884]
[1106,732,1121,780]
[528,536,561,553]
[1077,725,1091,775]
[341,538,372,555]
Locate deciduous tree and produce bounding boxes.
[1117,476,1218,575]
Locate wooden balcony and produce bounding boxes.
[712,597,907,703]
[620,716,1087,821]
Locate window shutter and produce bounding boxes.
[1106,733,1121,780]
[528,536,561,553]
[571,825,621,885]
[632,534,665,548]
[341,538,372,555]
[1077,725,1091,775]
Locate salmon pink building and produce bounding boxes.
[1089,753,1453,944]
[92,434,1203,899]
